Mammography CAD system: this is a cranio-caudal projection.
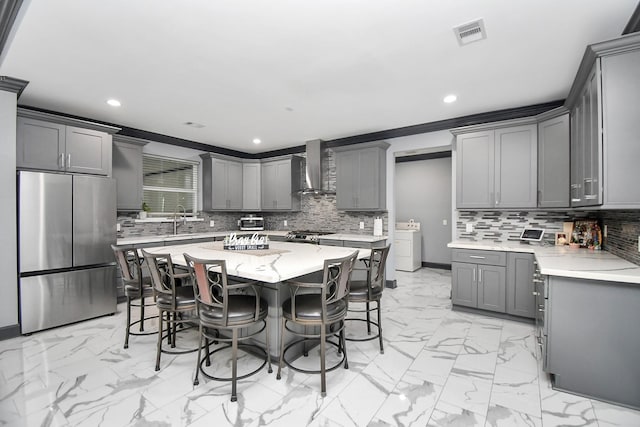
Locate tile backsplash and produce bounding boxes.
[456,209,640,266]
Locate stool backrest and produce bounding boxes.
[367,245,391,291]
[111,245,143,284]
[141,250,180,304]
[323,250,358,306]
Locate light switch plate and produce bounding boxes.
[359,221,365,229]
[442,219,448,226]
[209,220,215,227]
[465,223,473,233]
[284,220,287,227]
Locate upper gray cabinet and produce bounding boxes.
[565,33,640,209]
[260,156,302,211]
[453,119,537,209]
[202,154,243,211]
[112,136,146,211]
[242,161,261,211]
[16,109,118,176]
[537,108,570,208]
[334,141,389,211]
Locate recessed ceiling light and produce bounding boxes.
[106,99,121,107]
[443,94,457,103]
[253,138,261,144]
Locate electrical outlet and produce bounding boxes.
[442,219,448,226]
[237,220,240,226]
[284,220,287,227]
[359,221,364,229]
[209,220,215,227]
[465,223,473,233]
[116,223,121,232]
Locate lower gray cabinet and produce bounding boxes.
[451,248,534,318]
[452,262,505,312]
[506,252,536,317]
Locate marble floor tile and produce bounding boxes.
[2,266,638,427]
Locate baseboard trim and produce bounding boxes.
[385,279,397,289]
[0,324,21,340]
[451,305,534,324]
[422,262,452,271]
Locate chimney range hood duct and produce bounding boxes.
[300,139,335,195]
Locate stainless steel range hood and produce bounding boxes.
[300,139,335,195]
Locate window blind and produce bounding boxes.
[142,154,198,214]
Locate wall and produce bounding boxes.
[0,89,18,335]
[455,209,640,266]
[395,156,452,265]
[118,146,389,238]
[599,211,640,265]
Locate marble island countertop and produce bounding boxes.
[320,233,387,243]
[143,241,370,283]
[448,240,640,284]
[117,231,387,246]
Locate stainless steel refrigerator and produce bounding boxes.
[18,171,117,334]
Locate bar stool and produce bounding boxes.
[345,245,391,354]
[277,251,358,397]
[184,253,271,402]
[141,249,197,371]
[111,245,157,349]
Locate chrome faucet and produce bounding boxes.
[173,204,187,235]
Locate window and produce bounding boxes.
[142,154,198,214]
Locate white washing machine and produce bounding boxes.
[395,221,422,271]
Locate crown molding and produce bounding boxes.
[0,75,27,96]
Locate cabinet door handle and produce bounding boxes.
[59,153,65,168]
[478,268,482,283]
[469,255,485,259]
[496,192,500,205]
[532,291,540,296]
[472,269,476,282]
[67,153,71,168]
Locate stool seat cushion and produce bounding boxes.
[156,286,195,309]
[200,295,267,326]
[348,280,382,301]
[282,294,346,322]
[125,280,154,298]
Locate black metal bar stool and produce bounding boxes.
[184,253,271,402]
[345,244,391,354]
[276,251,358,397]
[111,245,158,349]
[142,249,198,371]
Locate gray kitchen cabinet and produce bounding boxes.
[112,136,146,211]
[545,275,640,409]
[453,120,537,209]
[242,161,261,211]
[451,249,506,313]
[261,156,302,211]
[566,33,640,209]
[334,141,389,211]
[17,112,115,176]
[455,130,494,209]
[506,252,535,318]
[537,109,570,208]
[201,154,243,211]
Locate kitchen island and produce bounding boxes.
[141,241,371,359]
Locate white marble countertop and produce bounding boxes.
[320,233,388,242]
[142,241,370,283]
[117,231,290,246]
[448,240,640,284]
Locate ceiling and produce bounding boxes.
[1,0,638,154]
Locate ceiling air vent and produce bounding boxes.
[453,19,487,46]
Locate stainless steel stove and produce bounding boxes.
[285,230,332,244]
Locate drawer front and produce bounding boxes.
[451,249,507,266]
